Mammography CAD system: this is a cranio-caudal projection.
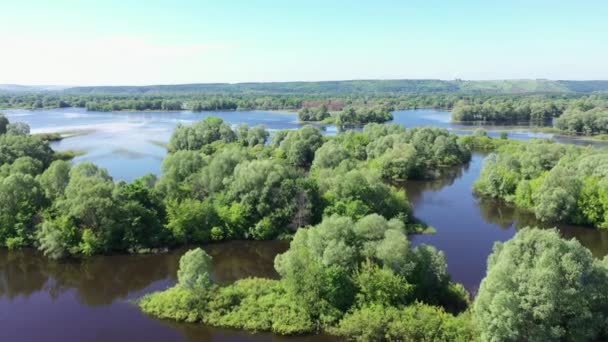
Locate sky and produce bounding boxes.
[0,0,606,85]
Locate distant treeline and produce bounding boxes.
[451,95,608,136]
[451,97,567,123]
[25,79,608,95]
[3,91,608,135]
[0,92,595,113]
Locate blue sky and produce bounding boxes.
[0,0,606,85]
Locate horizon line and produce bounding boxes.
[2,78,608,88]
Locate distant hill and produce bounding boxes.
[5,80,608,95]
[0,84,69,92]
[64,80,460,95]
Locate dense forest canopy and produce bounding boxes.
[473,137,608,228]
[1,92,592,112]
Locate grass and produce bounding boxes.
[148,140,169,149]
[55,149,87,160]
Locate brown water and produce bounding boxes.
[0,241,338,342]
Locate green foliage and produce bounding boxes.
[310,140,352,170]
[169,117,236,151]
[139,285,208,323]
[452,98,564,123]
[353,260,413,307]
[141,214,471,337]
[37,160,71,201]
[0,114,8,134]
[36,215,79,259]
[114,176,168,250]
[0,132,54,167]
[332,303,476,342]
[555,106,608,135]
[318,168,410,222]
[276,125,324,167]
[235,124,269,146]
[298,104,330,121]
[336,106,393,127]
[475,138,608,228]
[156,150,206,199]
[166,198,218,244]
[177,248,213,291]
[206,278,314,334]
[474,228,608,342]
[532,167,581,222]
[0,173,45,247]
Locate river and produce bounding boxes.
[0,108,606,341]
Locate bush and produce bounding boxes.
[332,303,475,342]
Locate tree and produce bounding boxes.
[0,114,8,135]
[533,167,581,222]
[166,198,218,244]
[37,215,79,259]
[177,248,214,291]
[227,159,312,238]
[114,176,168,250]
[6,122,30,135]
[5,156,43,176]
[55,162,119,253]
[311,140,352,170]
[276,125,324,167]
[0,173,45,248]
[378,143,419,181]
[156,150,206,199]
[0,134,54,167]
[168,117,236,151]
[474,228,608,342]
[38,160,71,201]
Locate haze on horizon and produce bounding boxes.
[1,0,606,86]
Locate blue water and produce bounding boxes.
[4,107,600,181]
[2,108,314,181]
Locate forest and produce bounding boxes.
[451,95,608,136]
[0,113,470,257]
[473,136,608,229]
[2,109,608,340]
[6,91,608,129]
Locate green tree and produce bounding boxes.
[276,125,324,167]
[0,173,45,248]
[0,114,8,135]
[177,248,214,291]
[474,228,608,342]
[38,160,71,201]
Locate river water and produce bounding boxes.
[1,108,606,341]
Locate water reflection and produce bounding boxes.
[409,153,608,293]
[0,241,320,342]
[0,241,287,304]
